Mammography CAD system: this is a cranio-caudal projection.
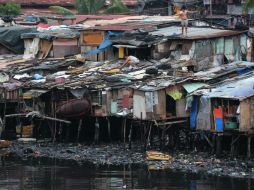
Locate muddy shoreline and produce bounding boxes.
[1,142,254,179]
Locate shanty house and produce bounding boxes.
[79,20,164,62]
[149,26,249,71]
[92,87,133,117]
[21,29,80,59]
[194,74,254,133]
[0,27,36,55]
[132,86,166,120]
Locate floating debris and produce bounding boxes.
[146,151,172,161]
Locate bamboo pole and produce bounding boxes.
[5,113,71,124]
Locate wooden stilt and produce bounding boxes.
[65,124,70,142]
[123,118,126,144]
[204,133,213,148]
[128,121,133,149]
[58,123,63,142]
[212,133,216,154]
[107,117,111,141]
[1,156,5,167]
[247,136,252,159]
[216,134,222,158]
[94,118,100,144]
[230,135,240,157]
[230,135,235,157]
[140,113,143,143]
[20,122,23,138]
[146,122,152,150]
[248,178,251,190]
[76,119,83,143]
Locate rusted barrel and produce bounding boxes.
[56,98,91,118]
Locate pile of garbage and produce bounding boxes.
[4,142,254,178]
[7,142,145,165]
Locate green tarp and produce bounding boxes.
[0,27,36,54]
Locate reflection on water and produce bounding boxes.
[0,159,253,190]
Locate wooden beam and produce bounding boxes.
[5,113,71,124]
[203,133,213,148]
[247,136,252,159]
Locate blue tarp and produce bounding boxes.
[84,38,112,55]
[205,75,254,100]
[190,96,199,129]
[83,31,122,55]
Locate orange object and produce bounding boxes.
[213,107,223,119]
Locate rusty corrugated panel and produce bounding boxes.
[76,15,129,24]
[81,31,104,45]
[150,26,247,40]
[92,22,161,31]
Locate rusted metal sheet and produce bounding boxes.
[150,26,247,40]
[56,99,91,118]
[92,22,161,31]
[53,38,80,58]
[80,31,104,46]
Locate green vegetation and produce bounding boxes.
[104,0,129,14]
[75,0,129,14]
[244,0,254,11]
[49,6,75,16]
[0,3,21,16]
[76,0,105,14]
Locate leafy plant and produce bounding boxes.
[104,0,129,14]
[49,6,75,16]
[243,0,254,11]
[0,3,21,16]
[76,0,105,14]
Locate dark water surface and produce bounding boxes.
[0,160,253,190]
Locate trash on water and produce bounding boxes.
[146,151,172,161]
[18,138,36,144]
[0,140,11,148]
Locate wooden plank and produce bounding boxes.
[240,99,251,132]
[250,97,254,129]
[53,38,80,58]
[154,90,166,119]
[80,31,104,45]
[38,39,53,59]
[133,90,146,119]
[156,120,187,126]
[81,46,98,61]
[176,98,188,117]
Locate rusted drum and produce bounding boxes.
[56,98,91,118]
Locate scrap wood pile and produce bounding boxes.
[0,55,188,92]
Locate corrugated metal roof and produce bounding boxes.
[92,22,160,31]
[150,26,247,40]
[193,61,254,81]
[183,83,206,93]
[204,75,254,100]
[76,15,129,24]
